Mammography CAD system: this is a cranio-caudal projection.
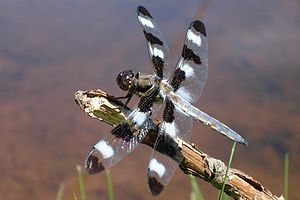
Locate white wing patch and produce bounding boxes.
[163,121,177,138]
[149,46,164,59]
[187,29,201,46]
[132,111,147,126]
[138,16,154,28]
[95,140,114,159]
[180,63,194,78]
[149,158,166,178]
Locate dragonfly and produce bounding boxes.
[83,6,248,196]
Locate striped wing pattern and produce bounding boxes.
[170,20,208,103]
[143,7,207,195]
[85,108,152,174]
[85,6,211,196]
[137,6,172,80]
[85,87,159,174]
[147,99,192,195]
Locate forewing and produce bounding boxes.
[137,6,172,80]
[170,20,208,103]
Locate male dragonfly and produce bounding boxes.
[83,6,247,196]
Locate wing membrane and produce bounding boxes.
[161,100,193,141]
[85,82,161,174]
[147,150,178,196]
[170,20,208,103]
[137,6,172,80]
[147,130,181,196]
[146,100,192,195]
[85,124,139,174]
[85,108,152,174]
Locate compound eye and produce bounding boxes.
[116,70,134,91]
[122,79,130,89]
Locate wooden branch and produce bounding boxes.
[75,89,284,200]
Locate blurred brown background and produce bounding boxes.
[0,0,299,199]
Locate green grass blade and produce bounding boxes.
[190,192,196,200]
[77,165,87,200]
[106,170,115,200]
[218,142,236,200]
[284,153,289,200]
[189,175,204,200]
[56,182,65,200]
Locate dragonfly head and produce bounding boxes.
[116,70,136,91]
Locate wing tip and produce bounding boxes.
[241,138,249,146]
[137,6,152,18]
[191,20,207,37]
[148,176,165,196]
[85,149,105,174]
[233,135,248,146]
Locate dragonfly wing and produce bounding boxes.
[170,20,208,103]
[146,99,192,195]
[147,148,178,196]
[161,99,193,141]
[85,107,153,174]
[137,6,172,80]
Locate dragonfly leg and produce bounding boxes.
[116,91,133,106]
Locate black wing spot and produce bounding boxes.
[85,151,105,174]
[192,20,206,37]
[182,44,202,65]
[148,176,164,196]
[163,100,175,123]
[137,6,153,18]
[155,134,181,163]
[111,123,135,142]
[170,68,186,91]
[152,56,164,79]
[143,30,163,45]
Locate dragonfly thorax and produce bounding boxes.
[116,69,159,97]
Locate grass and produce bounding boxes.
[189,142,237,200]
[189,175,204,200]
[218,142,236,200]
[106,170,115,200]
[74,166,115,200]
[284,153,289,200]
[76,165,87,200]
[56,182,65,200]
